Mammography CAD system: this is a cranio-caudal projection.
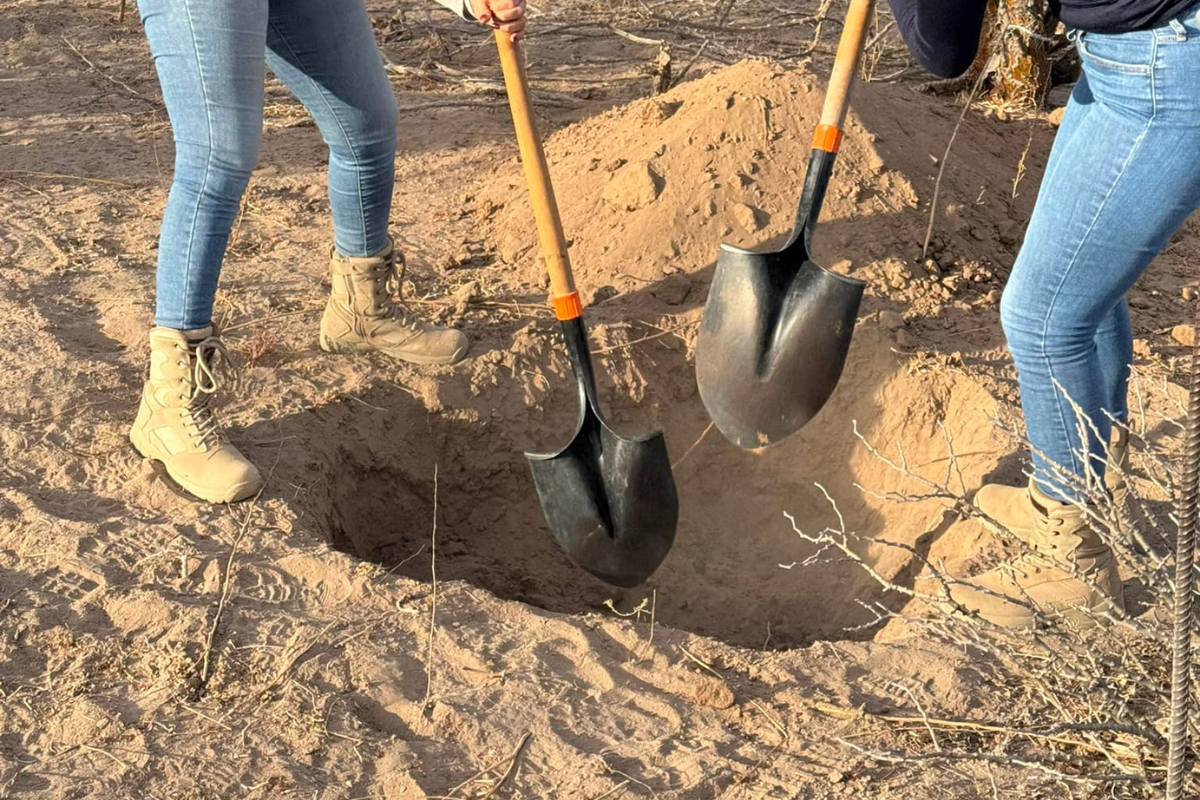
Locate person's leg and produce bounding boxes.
[1001,25,1200,504]
[1094,297,1133,431]
[133,0,267,502]
[958,20,1200,628]
[261,0,468,364]
[140,0,269,329]
[263,0,396,257]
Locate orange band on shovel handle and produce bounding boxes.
[553,291,583,321]
[811,125,843,154]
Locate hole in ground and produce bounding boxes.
[278,326,1004,649]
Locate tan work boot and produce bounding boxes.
[319,240,468,365]
[130,327,263,504]
[951,481,1124,629]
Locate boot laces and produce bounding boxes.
[181,336,237,450]
[372,257,426,334]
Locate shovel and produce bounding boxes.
[695,0,874,449]
[494,32,679,588]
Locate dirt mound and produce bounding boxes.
[476,58,1050,326]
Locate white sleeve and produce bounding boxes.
[432,0,475,20]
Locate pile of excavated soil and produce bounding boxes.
[4,5,1197,795]
[475,58,1053,332]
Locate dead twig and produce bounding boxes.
[195,495,261,697]
[921,56,994,260]
[61,36,149,101]
[591,322,697,355]
[671,421,715,470]
[678,645,725,682]
[1011,128,1034,200]
[840,739,1147,785]
[478,732,533,800]
[814,702,1138,755]
[590,781,631,800]
[424,463,440,709]
[0,170,135,189]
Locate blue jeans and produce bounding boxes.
[140,0,398,330]
[1001,10,1200,503]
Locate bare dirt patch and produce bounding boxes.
[4,1,1198,797]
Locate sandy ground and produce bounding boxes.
[3,1,1200,798]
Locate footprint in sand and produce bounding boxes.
[78,525,165,578]
[39,566,101,602]
[253,614,301,651]
[235,564,309,605]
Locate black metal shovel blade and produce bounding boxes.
[526,390,678,588]
[696,242,866,449]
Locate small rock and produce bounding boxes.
[1133,338,1153,358]
[922,258,941,277]
[997,219,1021,247]
[498,234,527,265]
[473,198,499,223]
[1048,106,1066,127]
[449,282,479,319]
[703,199,717,218]
[1172,324,1196,347]
[601,161,663,212]
[984,288,1001,306]
[1184,286,1196,301]
[676,675,735,709]
[942,275,962,293]
[590,285,619,305]
[451,243,476,268]
[640,100,674,123]
[732,202,764,233]
[453,280,479,301]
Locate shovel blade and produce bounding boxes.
[696,243,866,449]
[527,404,678,587]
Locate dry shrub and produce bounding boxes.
[790,380,1197,797]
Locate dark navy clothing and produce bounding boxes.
[888,0,1199,77]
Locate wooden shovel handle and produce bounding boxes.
[494,32,582,321]
[814,0,875,150]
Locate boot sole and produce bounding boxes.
[940,594,1123,631]
[319,333,467,366]
[130,431,262,505]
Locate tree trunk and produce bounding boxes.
[987,0,1053,110]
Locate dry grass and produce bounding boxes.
[786,379,1198,797]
